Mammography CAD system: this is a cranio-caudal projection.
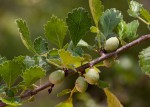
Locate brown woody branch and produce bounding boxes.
[0,34,150,107]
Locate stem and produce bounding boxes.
[69,87,77,99]
[138,16,150,25]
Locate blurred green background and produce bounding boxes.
[0,0,150,107]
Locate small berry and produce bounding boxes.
[75,76,88,93]
[104,37,119,52]
[49,70,65,84]
[84,68,99,85]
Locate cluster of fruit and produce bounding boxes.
[49,68,99,93]
[49,37,119,93]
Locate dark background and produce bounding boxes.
[0,0,150,107]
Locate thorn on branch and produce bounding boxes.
[48,84,54,94]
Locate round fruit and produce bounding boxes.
[75,76,88,93]
[49,70,65,84]
[84,68,99,85]
[104,37,119,52]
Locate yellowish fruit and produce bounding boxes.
[75,76,88,93]
[104,37,119,52]
[84,68,99,85]
[49,70,65,84]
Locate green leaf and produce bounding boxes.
[139,47,150,76]
[90,26,99,33]
[0,61,24,88]
[24,56,35,68]
[100,8,123,37]
[118,20,139,42]
[47,49,59,59]
[66,7,91,46]
[55,98,73,107]
[67,42,84,57]
[104,88,123,107]
[140,8,150,23]
[96,80,109,88]
[89,0,104,26]
[59,49,84,68]
[34,36,48,54]
[82,54,92,62]
[77,40,89,47]
[22,66,46,86]
[0,97,22,106]
[57,89,72,97]
[0,55,7,64]
[128,1,143,17]
[16,19,35,53]
[44,15,67,48]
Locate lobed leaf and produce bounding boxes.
[66,7,91,46]
[59,49,84,69]
[0,60,24,88]
[140,8,150,23]
[34,36,48,54]
[118,20,139,42]
[89,0,104,26]
[104,88,123,107]
[16,19,35,53]
[139,47,150,76]
[44,15,67,48]
[100,8,123,37]
[128,1,143,17]
[22,66,46,86]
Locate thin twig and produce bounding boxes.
[0,34,150,107]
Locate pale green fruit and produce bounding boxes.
[49,70,65,84]
[75,76,88,93]
[84,68,99,85]
[104,37,119,52]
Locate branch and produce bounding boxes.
[0,34,150,107]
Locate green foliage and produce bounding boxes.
[140,8,150,23]
[96,80,109,88]
[0,55,7,64]
[0,0,149,106]
[89,0,104,27]
[128,1,142,17]
[0,60,24,88]
[77,40,89,47]
[55,98,73,107]
[118,20,139,43]
[24,56,35,68]
[100,8,123,38]
[16,19,35,53]
[34,36,48,54]
[44,15,67,48]
[104,88,123,107]
[57,89,72,97]
[66,7,91,46]
[58,49,84,69]
[0,97,22,106]
[139,47,150,76]
[22,66,46,86]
